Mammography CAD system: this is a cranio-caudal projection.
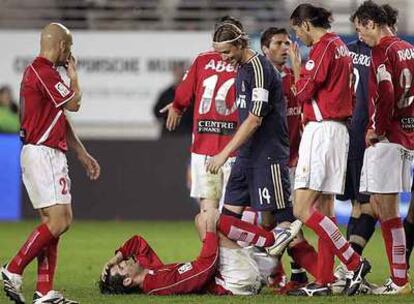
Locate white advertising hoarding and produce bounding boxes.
[0,31,211,138]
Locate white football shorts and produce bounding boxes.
[190,153,235,205]
[360,142,414,194]
[215,246,263,295]
[21,144,72,209]
[294,121,349,194]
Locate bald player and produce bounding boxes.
[1,23,100,304]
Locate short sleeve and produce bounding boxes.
[33,66,75,108]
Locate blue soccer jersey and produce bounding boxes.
[348,40,371,159]
[235,53,289,165]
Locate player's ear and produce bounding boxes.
[303,21,311,32]
[123,277,133,287]
[262,46,269,57]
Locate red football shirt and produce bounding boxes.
[117,233,230,295]
[20,57,75,152]
[281,67,302,167]
[172,51,238,156]
[369,36,414,150]
[295,32,353,123]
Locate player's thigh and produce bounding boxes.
[295,121,348,194]
[223,160,250,209]
[360,143,413,194]
[191,153,230,204]
[249,162,290,213]
[21,144,72,210]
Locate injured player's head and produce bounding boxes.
[99,257,147,294]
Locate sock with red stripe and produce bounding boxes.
[381,217,408,286]
[218,214,275,247]
[8,224,55,275]
[316,217,336,285]
[305,211,361,271]
[36,237,59,295]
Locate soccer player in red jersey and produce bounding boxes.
[352,0,414,294]
[1,23,100,304]
[162,16,239,212]
[288,4,370,296]
[99,210,301,296]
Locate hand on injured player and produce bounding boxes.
[101,251,124,282]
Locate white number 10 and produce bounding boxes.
[199,74,237,116]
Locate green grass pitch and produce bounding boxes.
[0,220,413,303]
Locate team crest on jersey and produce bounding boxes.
[305,60,315,71]
[177,263,193,274]
[242,81,246,92]
[55,82,70,97]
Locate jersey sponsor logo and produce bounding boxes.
[236,94,247,109]
[350,51,370,67]
[204,59,235,73]
[400,117,414,131]
[54,82,70,97]
[252,88,269,103]
[286,106,301,116]
[397,48,414,62]
[305,60,315,71]
[177,262,193,275]
[334,45,350,59]
[197,119,237,135]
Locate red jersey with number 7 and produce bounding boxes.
[172,51,238,156]
[369,36,414,150]
[19,57,75,152]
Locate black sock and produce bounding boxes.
[290,262,308,283]
[404,219,414,268]
[349,213,377,254]
[221,207,242,219]
[346,216,358,240]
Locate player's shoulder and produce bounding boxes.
[194,50,221,61]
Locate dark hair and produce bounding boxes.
[290,3,333,29]
[98,268,139,295]
[215,15,244,32]
[350,0,387,26]
[381,4,398,28]
[213,22,248,48]
[260,27,289,48]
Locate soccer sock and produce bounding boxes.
[287,240,318,277]
[290,262,308,284]
[380,217,408,286]
[404,219,414,268]
[346,216,358,240]
[305,211,361,272]
[36,237,59,295]
[315,216,336,285]
[218,214,275,247]
[241,207,258,225]
[350,213,377,255]
[8,224,55,275]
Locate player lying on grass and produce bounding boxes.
[98,210,302,295]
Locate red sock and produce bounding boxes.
[380,217,407,286]
[36,237,59,295]
[316,217,336,285]
[289,240,318,278]
[8,224,55,275]
[305,211,361,271]
[218,214,275,247]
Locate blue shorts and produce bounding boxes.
[336,157,370,204]
[224,159,292,212]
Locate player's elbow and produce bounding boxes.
[64,93,82,112]
[248,114,263,128]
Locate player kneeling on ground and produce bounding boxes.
[98,210,301,295]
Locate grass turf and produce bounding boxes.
[0,220,413,303]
